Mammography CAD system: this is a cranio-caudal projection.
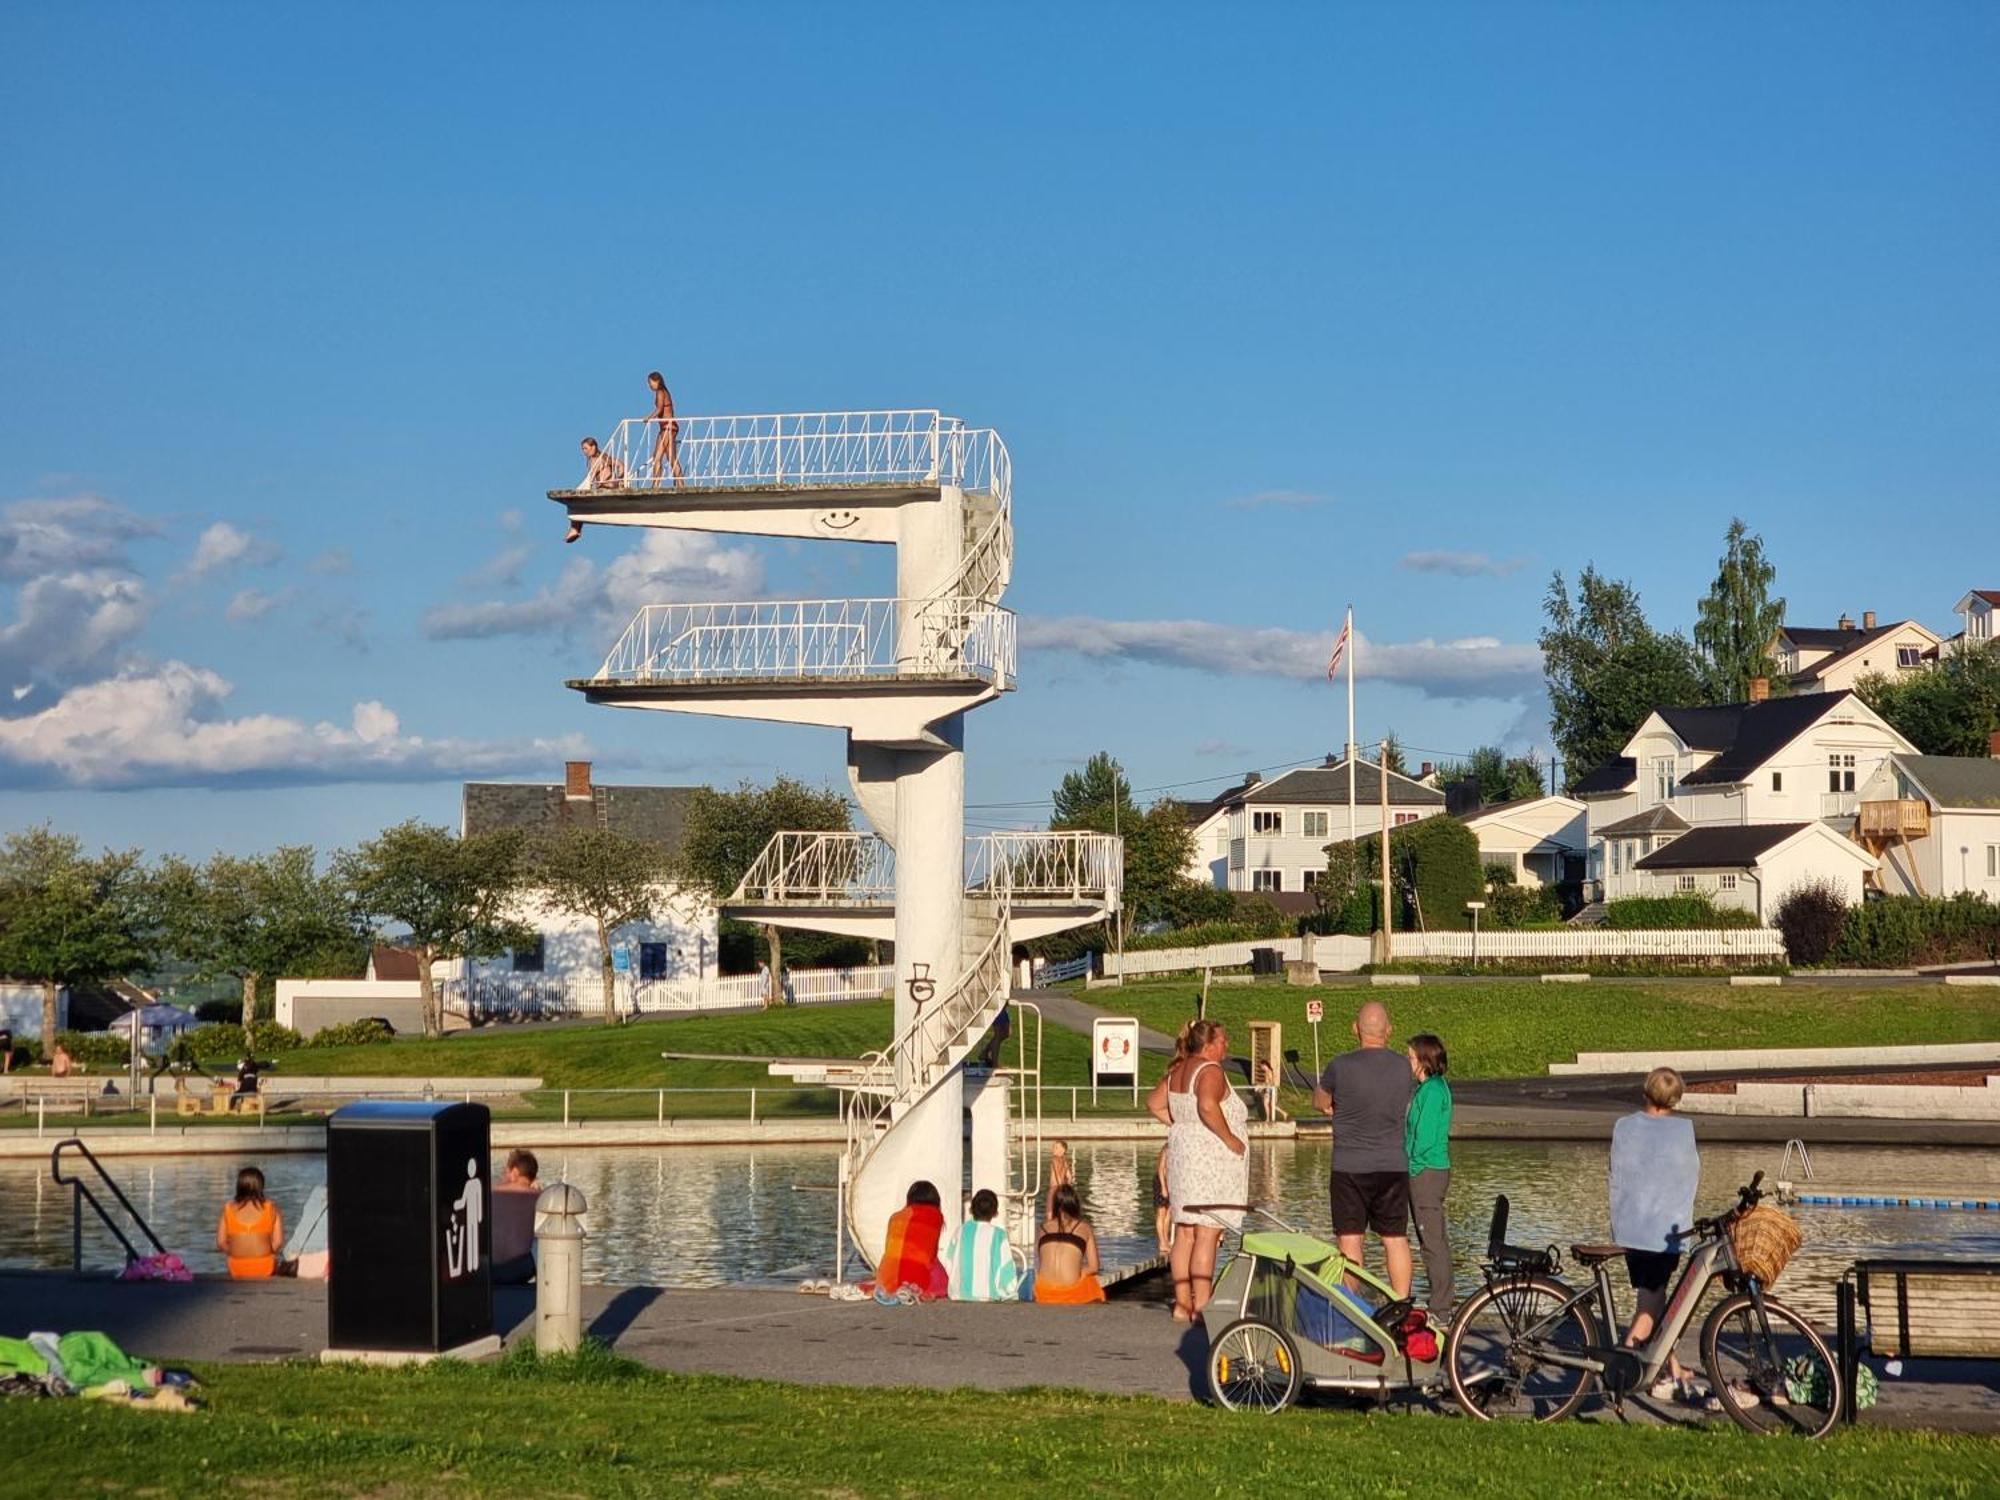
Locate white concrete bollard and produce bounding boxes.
[534,1181,588,1355]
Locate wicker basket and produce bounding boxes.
[1731,1205,1803,1286]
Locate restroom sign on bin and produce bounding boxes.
[1092,1016,1141,1105]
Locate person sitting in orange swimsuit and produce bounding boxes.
[217,1165,285,1279]
[1033,1181,1106,1305]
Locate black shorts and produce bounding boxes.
[1330,1171,1411,1237]
[1624,1249,1679,1296]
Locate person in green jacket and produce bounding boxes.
[1404,1033,1454,1318]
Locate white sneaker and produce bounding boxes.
[1705,1383,1760,1413]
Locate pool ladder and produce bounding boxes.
[50,1138,168,1272]
[1776,1138,1816,1204]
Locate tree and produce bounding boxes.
[675,777,851,1006]
[532,827,670,1025]
[1049,753,1216,944]
[1433,745,1548,805]
[0,827,155,1051]
[1857,644,2000,757]
[1374,734,1408,775]
[157,847,366,1051]
[1541,567,1705,784]
[338,822,530,1037]
[1694,518,1785,703]
[1343,817,1484,935]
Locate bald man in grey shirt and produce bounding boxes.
[1313,1000,1415,1297]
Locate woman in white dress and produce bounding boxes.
[1146,1018,1248,1321]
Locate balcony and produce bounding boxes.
[1819,791,1859,820]
[1858,799,1931,840]
[583,597,1016,690]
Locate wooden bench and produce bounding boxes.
[1837,1258,2000,1422]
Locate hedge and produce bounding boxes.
[1829,893,2000,968]
[1602,895,1761,930]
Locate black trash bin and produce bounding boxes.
[1250,947,1280,976]
[327,1100,494,1355]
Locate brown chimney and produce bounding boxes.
[1990,730,2000,761]
[1863,610,1877,630]
[1748,677,1770,703]
[1419,761,1434,778]
[564,760,593,798]
[1838,613,1854,631]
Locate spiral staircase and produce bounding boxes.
[554,410,1114,1267]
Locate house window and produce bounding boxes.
[1653,757,1676,804]
[1897,646,1922,669]
[1611,842,1623,876]
[1973,609,1993,640]
[1676,874,1698,893]
[1301,810,1330,838]
[1251,869,1283,892]
[1718,874,1738,891]
[511,936,545,973]
[639,942,670,980]
[1988,846,2000,880]
[1772,772,1783,793]
[1827,753,1855,793]
[1300,870,1320,890]
[1393,812,1420,826]
[1251,809,1283,836]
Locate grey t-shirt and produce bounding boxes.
[1320,1047,1415,1175]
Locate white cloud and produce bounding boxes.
[461,544,535,590]
[1223,489,1328,512]
[0,496,159,578]
[1019,615,1543,698]
[225,587,294,624]
[1193,737,1251,758]
[424,531,767,641]
[307,547,354,576]
[1400,550,1527,579]
[0,660,587,789]
[177,521,279,582]
[0,570,151,699]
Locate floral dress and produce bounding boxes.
[1168,1059,1249,1231]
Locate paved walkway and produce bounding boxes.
[7,1273,1995,1432]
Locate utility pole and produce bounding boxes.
[1373,738,1394,965]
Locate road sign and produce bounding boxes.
[1305,999,1324,1024]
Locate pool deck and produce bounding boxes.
[5,1271,1995,1434]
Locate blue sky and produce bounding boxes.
[0,3,1994,856]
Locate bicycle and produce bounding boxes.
[1443,1172,1843,1437]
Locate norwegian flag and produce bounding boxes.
[1326,616,1351,682]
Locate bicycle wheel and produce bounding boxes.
[1206,1318,1302,1412]
[1700,1290,1842,1438]
[1446,1276,1599,1423]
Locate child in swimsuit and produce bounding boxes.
[217,1165,284,1279]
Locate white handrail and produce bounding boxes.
[578,410,1010,509]
[731,830,1121,910]
[592,596,1016,689]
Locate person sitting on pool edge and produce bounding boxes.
[217,1165,284,1279]
[1033,1181,1106,1305]
[944,1188,1021,1303]
[869,1180,950,1300]
[492,1148,541,1286]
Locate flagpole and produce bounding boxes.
[1345,604,1357,851]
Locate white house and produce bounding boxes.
[1579,685,1915,912]
[1186,756,1445,895]
[1855,746,2000,899]
[1772,612,1941,695]
[459,760,719,991]
[1951,590,1999,653]
[1631,821,1878,920]
[1459,795,1588,889]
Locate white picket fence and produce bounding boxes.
[1102,927,1783,978]
[446,964,895,1022]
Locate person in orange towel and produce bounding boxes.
[872,1179,951,1300]
[1033,1180,1106,1305]
[217,1165,284,1279]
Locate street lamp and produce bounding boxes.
[1466,900,1486,969]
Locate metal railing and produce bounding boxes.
[585,410,1009,506]
[441,964,895,1023]
[51,1138,168,1271]
[592,596,1016,689]
[731,830,1121,910]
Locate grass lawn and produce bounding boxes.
[1100,976,2000,1088]
[0,1348,1991,1500]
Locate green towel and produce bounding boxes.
[55,1331,152,1389]
[0,1337,48,1379]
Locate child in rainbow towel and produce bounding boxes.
[867,1180,951,1301]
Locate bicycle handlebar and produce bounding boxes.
[1689,1173,1765,1240]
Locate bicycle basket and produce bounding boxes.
[1730,1205,1802,1286]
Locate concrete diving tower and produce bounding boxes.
[552,409,1111,1268]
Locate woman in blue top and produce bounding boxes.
[1404,1033,1454,1318]
[1609,1066,1702,1402]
